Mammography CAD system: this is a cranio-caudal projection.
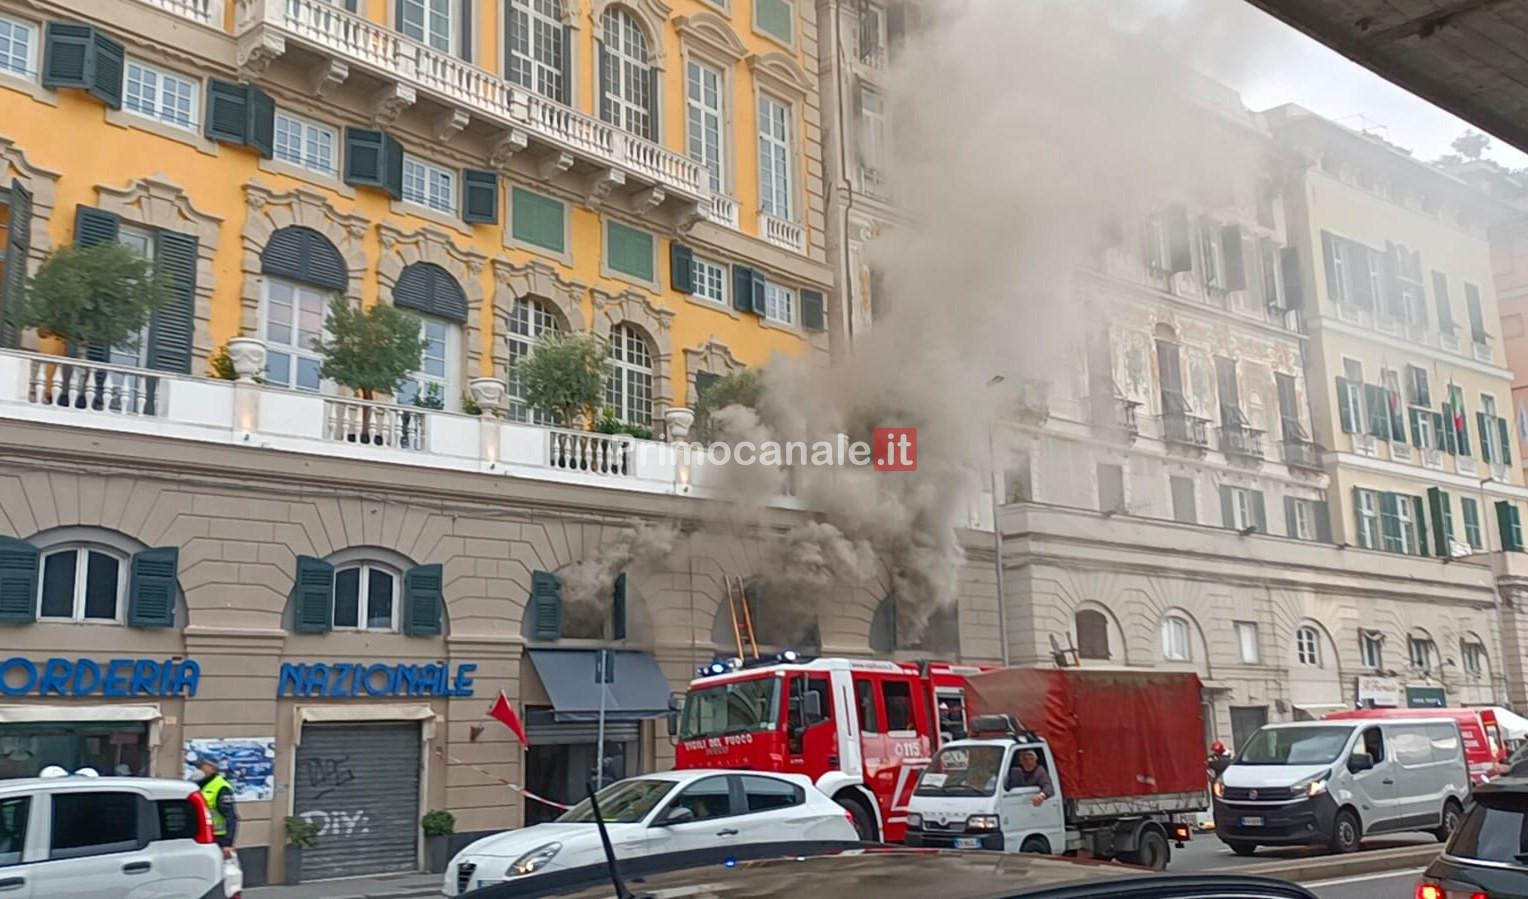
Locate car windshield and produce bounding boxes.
[679,677,780,741]
[556,779,676,824]
[916,745,1007,796]
[1448,790,1528,864]
[1236,727,1351,765]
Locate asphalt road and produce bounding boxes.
[1172,828,1436,872]
[1303,868,1427,899]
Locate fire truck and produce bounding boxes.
[672,651,992,843]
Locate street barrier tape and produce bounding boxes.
[432,749,573,810]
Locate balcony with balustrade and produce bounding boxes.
[231,0,709,215]
[1220,423,1265,462]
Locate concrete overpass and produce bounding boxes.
[1244,0,1528,153]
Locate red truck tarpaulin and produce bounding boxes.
[962,668,1206,801]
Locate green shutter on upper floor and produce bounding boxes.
[1219,485,1234,529]
[0,536,38,624]
[800,289,826,332]
[1498,501,1526,552]
[291,555,335,633]
[1480,412,1495,463]
[1379,492,1403,553]
[1,179,32,349]
[756,0,795,44]
[1500,417,1513,466]
[42,23,124,110]
[204,79,276,158]
[529,570,563,641]
[1365,384,1390,440]
[1283,496,1298,538]
[1336,377,1357,433]
[612,572,628,641]
[511,188,566,254]
[148,230,198,375]
[1427,487,1453,557]
[74,204,121,249]
[1412,495,1430,557]
[1250,490,1267,534]
[1313,500,1333,544]
[1408,408,1425,449]
[461,169,499,224]
[126,547,179,628]
[402,563,444,636]
[606,221,655,282]
[670,243,695,294]
[343,128,404,198]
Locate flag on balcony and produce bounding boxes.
[1447,381,1465,433]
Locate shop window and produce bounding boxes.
[0,797,26,867]
[0,532,179,628]
[0,723,150,779]
[288,550,444,636]
[50,791,139,859]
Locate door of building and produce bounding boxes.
[523,717,639,825]
[293,721,421,880]
[1229,706,1269,751]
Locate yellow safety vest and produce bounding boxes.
[200,774,231,836]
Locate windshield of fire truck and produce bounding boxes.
[915,745,1006,796]
[679,676,781,740]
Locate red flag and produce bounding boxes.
[489,691,530,748]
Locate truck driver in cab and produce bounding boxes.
[1008,749,1054,806]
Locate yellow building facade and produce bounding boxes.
[0,0,830,422]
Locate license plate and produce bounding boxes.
[1239,816,1264,827]
[954,837,982,849]
[477,881,491,889]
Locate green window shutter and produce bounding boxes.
[1500,417,1513,466]
[1280,247,1304,310]
[646,65,660,142]
[1219,485,1234,529]
[732,265,755,313]
[74,204,121,249]
[1,179,32,348]
[204,78,250,145]
[1389,394,1407,444]
[1433,412,1447,452]
[43,24,124,109]
[402,563,444,636]
[1440,409,1457,454]
[247,84,276,158]
[382,132,404,199]
[1499,501,1526,552]
[344,128,403,198]
[0,536,38,624]
[1283,496,1298,538]
[393,262,468,322]
[670,243,695,294]
[1379,492,1403,552]
[461,169,499,224]
[1336,378,1356,433]
[612,571,627,641]
[750,269,767,315]
[511,188,565,253]
[147,230,198,375]
[88,28,123,109]
[126,546,178,628]
[558,20,572,105]
[1460,411,1473,457]
[1479,412,1494,463]
[1408,408,1424,448]
[801,289,826,332]
[1428,488,1451,557]
[1220,224,1247,290]
[756,0,794,43]
[1364,385,1390,440]
[607,222,655,282]
[1314,501,1333,543]
[1251,490,1267,533]
[291,555,335,633]
[1412,495,1429,557]
[529,570,562,641]
[458,0,473,62]
[694,370,719,402]
[1352,487,1371,548]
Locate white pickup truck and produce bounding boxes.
[903,716,1200,869]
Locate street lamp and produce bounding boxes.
[987,375,1011,666]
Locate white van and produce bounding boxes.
[1212,718,1470,856]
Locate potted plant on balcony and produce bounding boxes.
[313,295,427,445]
[595,408,654,440]
[283,815,319,885]
[691,368,762,443]
[209,343,267,384]
[421,809,455,874]
[19,241,170,359]
[514,330,610,430]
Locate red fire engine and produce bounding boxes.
[672,651,995,843]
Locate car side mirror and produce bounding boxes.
[666,711,679,737]
[804,691,822,721]
[661,806,695,826]
[1348,752,1374,773]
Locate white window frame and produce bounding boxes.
[757,93,793,220]
[858,2,887,67]
[606,323,655,428]
[402,155,456,215]
[1397,498,1416,554]
[506,298,562,423]
[1360,632,1383,669]
[1161,616,1191,662]
[1145,213,1170,271]
[859,86,888,194]
[1295,625,1321,667]
[1462,497,1484,549]
[1329,239,1348,303]
[1229,487,1252,531]
[124,58,198,132]
[1483,393,1500,460]
[686,59,726,194]
[1235,621,1259,664]
[399,0,456,54]
[1292,499,1314,541]
[506,0,566,102]
[261,277,329,393]
[331,562,400,633]
[600,7,653,137]
[1462,641,1485,676]
[763,283,795,325]
[1408,637,1434,671]
[37,545,127,624]
[1356,489,1379,549]
[398,315,459,411]
[108,224,156,369]
[691,256,727,305]
[0,13,37,80]
[273,110,339,177]
[1199,220,1223,289]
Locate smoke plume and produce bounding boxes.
[560,520,678,636]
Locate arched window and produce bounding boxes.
[1075,609,1110,660]
[1160,615,1191,661]
[505,298,562,423]
[1295,625,1322,667]
[333,561,399,632]
[506,0,569,103]
[607,324,654,427]
[599,7,654,140]
[40,545,126,623]
[391,262,468,410]
[0,529,180,628]
[288,549,444,636]
[260,226,347,393]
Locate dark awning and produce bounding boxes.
[527,649,675,724]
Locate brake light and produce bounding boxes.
[1416,880,1487,899]
[188,789,217,845]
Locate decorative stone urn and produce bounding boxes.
[468,377,507,416]
[664,406,695,443]
[226,337,267,382]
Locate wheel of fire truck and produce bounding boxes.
[1120,826,1169,870]
[835,794,878,842]
[1019,836,1050,855]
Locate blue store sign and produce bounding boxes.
[277,662,476,698]
[0,657,200,697]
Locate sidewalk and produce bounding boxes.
[245,873,442,899]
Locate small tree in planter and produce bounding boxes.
[19,241,171,358]
[283,815,319,885]
[421,809,456,873]
[514,330,610,429]
[313,296,427,444]
[692,368,763,443]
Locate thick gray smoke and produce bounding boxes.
[560,520,678,635]
[713,0,1274,640]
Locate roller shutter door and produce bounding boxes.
[293,721,421,879]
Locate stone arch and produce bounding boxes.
[25,524,188,629]
[868,593,958,655]
[378,223,487,391]
[590,0,672,67]
[676,11,747,63]
[1156,606,1209,673]
[489,257,589,379]
[709,576,820,652]
[240,180,369,337]
[593,285,675,422]
[1071,600,1125,664]
[747,51,813,98]
[91,175,223,370]
[682,337,746,405]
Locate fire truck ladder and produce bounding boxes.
[724,576,760,660]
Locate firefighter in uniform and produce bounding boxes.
[194,755,238,858]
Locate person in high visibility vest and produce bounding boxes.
[194,755,238,859]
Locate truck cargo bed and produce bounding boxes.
[1072,790,1208,821]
